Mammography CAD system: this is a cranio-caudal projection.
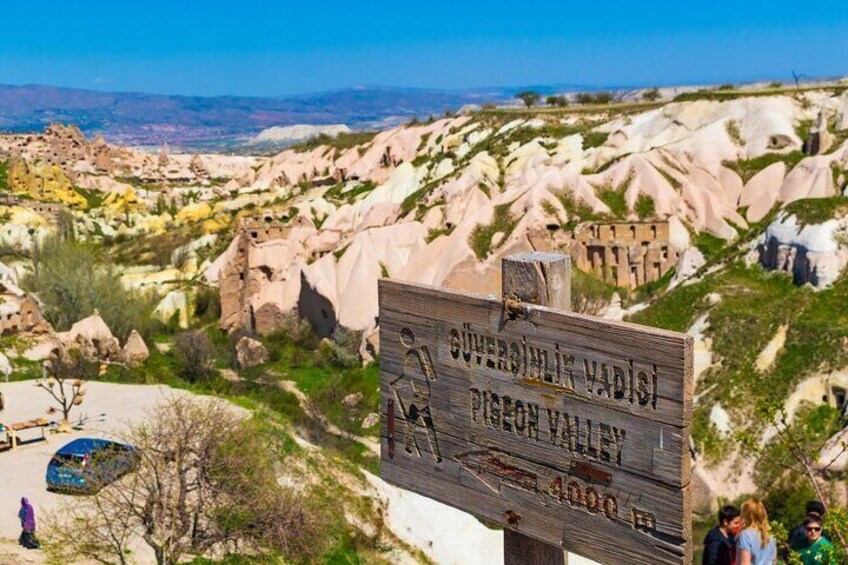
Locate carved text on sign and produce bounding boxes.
[448,324,658,410]
[470,388,627,466]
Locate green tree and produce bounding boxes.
[593,91,614,104]
[44,397,325,565]
[25,237,156,341]
[735,401,848,557]
[515,91,541,107]
[575,92,594,105]
[546,95,568,107]
[642,88,661,102]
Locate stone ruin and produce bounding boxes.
[0,281,51,337]
[218,214,310,333]
[0,194,65,223]
[237,211,301,244]
[571,221,678,289]
[0,123,120,177]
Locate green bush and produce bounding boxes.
[469,202,518,259]
[597,186,627,218]
[515,91,541,107]
[642,88,661,102]
[174,330,215,382]
[0,160,8,191]
[25,237,157,341]
[635,194,656,219]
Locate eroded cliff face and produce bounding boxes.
[208,93,848,340]
[755,212,848,288]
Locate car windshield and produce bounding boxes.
[49,453,86,468]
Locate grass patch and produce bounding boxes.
[596,186,627,219]
[631,261,848,462]
[557,190,599,226]
[783,196,848,226]
[75,186,105,209]
[723,151,805,183]
[724,120,743,145]
[470,201,518,259]
[672,84,847,103]
[634,194,656,219]
[426,224,455,243]
[324,180,377,205]
[291,131,378,154]
[582,131,610,149]
[0,160,8,191]
[694,231,728,262]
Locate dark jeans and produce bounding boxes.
[19,530,40,549]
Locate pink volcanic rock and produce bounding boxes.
[300,223,429,333]
[779,157,836,203]
[740,162,786,222]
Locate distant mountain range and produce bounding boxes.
[0,83,532,149]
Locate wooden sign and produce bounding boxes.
[378,269,693,565]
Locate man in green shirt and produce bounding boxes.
[795,515,835,565]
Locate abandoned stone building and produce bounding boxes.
[0,195,64,222]
[238,212,304,244]
[0,282,49,336]
[571,221,677,289]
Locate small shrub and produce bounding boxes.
[174,330,215,382]
[597,187,628,219]
[575,92,594,105]
[546,95,569,107]
[642,88,661,102]
[592,91,614,105]
[635,194,656,219]
[725,120,744,146]
[193,286,221,322]
[515,91,541,107]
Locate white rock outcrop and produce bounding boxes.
[757,213,848,288]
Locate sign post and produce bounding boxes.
[379,252,693,565]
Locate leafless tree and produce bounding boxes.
[36,347,92,429]
[44,396,324,565]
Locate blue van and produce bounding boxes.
[46,438,139,494]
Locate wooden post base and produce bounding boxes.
[504,530,567,565]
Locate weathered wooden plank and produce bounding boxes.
[379,337,690,487]
[379,280,693,428]
[378,260,693,565]
[501,252,571,312]
[379,417,691,537]
[380,433,693,565]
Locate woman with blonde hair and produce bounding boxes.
[737,498,777,564]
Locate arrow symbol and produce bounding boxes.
[456,451,538,494]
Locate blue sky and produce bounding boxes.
[1,0,846,97]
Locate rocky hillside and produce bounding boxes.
[3,81,848,560]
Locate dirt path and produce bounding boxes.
[277,380,380,456]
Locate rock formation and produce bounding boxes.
[0,279,51,336]
[55,310,122,360]
[235,336,269,369]
[121,329,150,367]
[757,212,848,287]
